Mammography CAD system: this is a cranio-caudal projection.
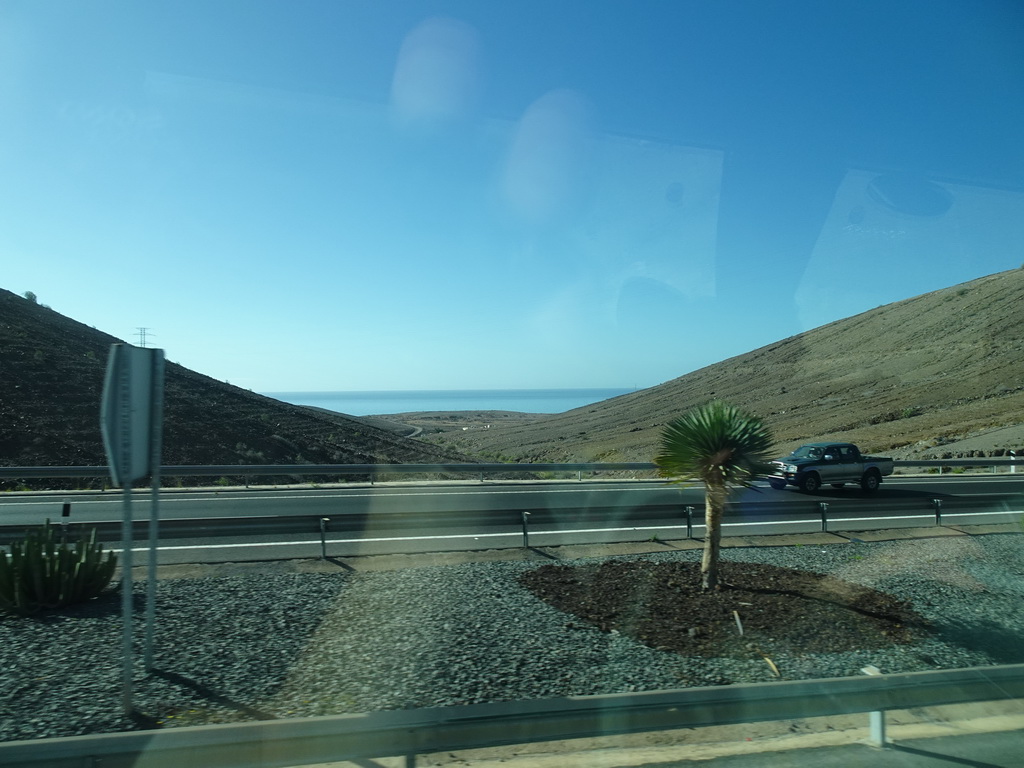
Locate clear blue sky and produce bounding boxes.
[2,0,1022,392]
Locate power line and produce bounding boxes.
[135,327,155,348]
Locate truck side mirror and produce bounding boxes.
[824,454,834,461]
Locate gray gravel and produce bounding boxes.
[1,534,1022,742]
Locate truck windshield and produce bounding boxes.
[790,446,823,459]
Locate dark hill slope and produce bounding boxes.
[0,288,472,484]
[438,269,1024,462]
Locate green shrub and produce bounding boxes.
[0,521,117,615]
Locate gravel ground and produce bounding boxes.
[1,534,1022,743]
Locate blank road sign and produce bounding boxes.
[100,344,164,487]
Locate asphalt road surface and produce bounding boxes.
[0,476,1020,563]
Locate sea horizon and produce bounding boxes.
[264,388,637,417]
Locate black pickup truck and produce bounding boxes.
[767,442,895,493]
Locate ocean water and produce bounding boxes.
[264,388,635,416]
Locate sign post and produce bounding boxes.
[145,354,164,672]
[100,343,165,715]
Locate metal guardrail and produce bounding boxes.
[0,459,1020,481]
[897,459,1021,466]
[1,663,1022,768]
[0,462,653,480]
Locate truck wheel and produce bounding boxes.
[799,473,821,493]
[769,479,786,490]
[860,470,881,492]
[831,483,845,489]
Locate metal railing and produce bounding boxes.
[1,663,1022,767]
[0,462,651,480]
[0,458,1020,481]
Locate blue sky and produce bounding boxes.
[1,0,1022,392]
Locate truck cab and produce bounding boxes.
[767,442,894,493]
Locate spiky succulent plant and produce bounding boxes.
[0,521,117,615]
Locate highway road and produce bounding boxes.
[0,476,1020,563]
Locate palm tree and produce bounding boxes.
[654,401,774,590]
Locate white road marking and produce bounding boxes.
[115,524,686,552]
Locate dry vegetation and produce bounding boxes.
[426,268,1024,464]
[3,269,1023,488]
[0,288,472,489]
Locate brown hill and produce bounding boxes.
[432,269,1024,463]
[0,288,473,488]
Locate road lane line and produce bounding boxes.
[829,510,1023,523]
[114,524,691,552]
[109,508,1024,555]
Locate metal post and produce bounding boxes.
[578,470,582,481]
[685,506,693,539]
[869,708,887,747]
[933,498,942,525]
[145,476,159,672]
[1011,450,1017,474]
[320,517,329,559]
[144,351,164,672]
[120,482,134,715]
[819,502,829,532]
[60,499,70,541]
[861,665,887,747]
[521,511,530,549]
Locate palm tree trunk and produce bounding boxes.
[701,483,726,590]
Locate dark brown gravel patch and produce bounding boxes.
[520,560,929,658]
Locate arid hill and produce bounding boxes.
[430,269,1024,464]
[5,269,1023,486]
[0,288,473,488]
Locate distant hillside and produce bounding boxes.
[0,288,473,488]
[436,269,1024,463]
